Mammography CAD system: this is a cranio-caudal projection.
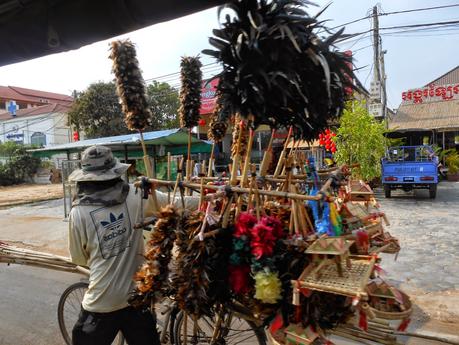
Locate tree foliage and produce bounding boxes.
[68,81,180,139]
[334,101,387,182]
[0,142,41,185]
[68,82,126,138]
[146,81,180,130]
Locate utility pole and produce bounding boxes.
[369,5,386,121]
[380,47,388,122]
[372,6,381,85]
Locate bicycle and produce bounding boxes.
[57,281,176,345]
[172,301,267,345]
[57,281,125,345]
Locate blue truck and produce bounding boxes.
[381,145,438,198]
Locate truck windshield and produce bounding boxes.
[386,147,434,163]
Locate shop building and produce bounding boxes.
[389,66,459,149]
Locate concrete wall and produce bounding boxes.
[0,112,71,146]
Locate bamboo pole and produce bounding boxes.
[171,157,184,203]
[259,128,275,177]
[138,130,159,212]
[183,312,188,345]
[140,178,329,201]
[240,128,255,188]
[167,152,171,204]
[207,143,215,177]
[273,126,293,177]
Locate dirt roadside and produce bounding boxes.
[0,184,63,208]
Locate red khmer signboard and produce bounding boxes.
[401,83,459,104]
[200,78,219,115]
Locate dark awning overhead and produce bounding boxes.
[0,0,226,67]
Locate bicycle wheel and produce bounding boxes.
[57,281,124,345]
[173,310,266,345]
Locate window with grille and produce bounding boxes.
[31,132,46,147]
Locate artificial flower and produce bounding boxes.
[234,212,257,238]
[254,270,282,304]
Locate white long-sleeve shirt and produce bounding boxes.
[68,188,199,312]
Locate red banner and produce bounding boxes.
[200,78,219,115]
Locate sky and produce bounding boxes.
[0,0,458,110]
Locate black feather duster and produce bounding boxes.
[203,0,362,140]
[179,56,203,129]
[109,39,151,131]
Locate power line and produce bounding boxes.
[380,3,459,17]
[328,3,459,32]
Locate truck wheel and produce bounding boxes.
[384,185,391,198]
[429,184,437,199]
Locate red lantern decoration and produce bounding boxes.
[318,129,337,152]
[73,131,79,141]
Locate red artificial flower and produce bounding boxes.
[228,265,251,294]
[234,212,257,238]
[261,216,285,239]
[250,222,277,259]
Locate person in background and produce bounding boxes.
[68,145,197,345]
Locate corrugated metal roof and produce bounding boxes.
[425,65,459,86]
[389,99,459,131]
[29,128,210,153]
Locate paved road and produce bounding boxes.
[0,264,83,345]
[376,181,459,327]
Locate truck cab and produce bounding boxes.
[381,145,438,198]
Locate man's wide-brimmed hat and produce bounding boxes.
[69,145,130,182]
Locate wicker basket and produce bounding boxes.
[368,286,412,320]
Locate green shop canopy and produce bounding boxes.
[29,128,211,158]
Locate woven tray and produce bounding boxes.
[296,256,375,298]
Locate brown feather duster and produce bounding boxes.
[109,39,151,131]
[171,210,216,318]
[208,97,228,143]
[129,205,178,308]
[179,56,203,129]
[231,114,249,159]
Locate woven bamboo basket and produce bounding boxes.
[368,288,412,320]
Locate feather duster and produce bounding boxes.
[203,0,362,140]
[129,205,178,308]
[179,56,203,129]
[301,291,354,329]
[208,92,229,142]
[109,39,151,131]
[171,211,214,317]
[231,114,249,159]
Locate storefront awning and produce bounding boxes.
[29,128,211,158]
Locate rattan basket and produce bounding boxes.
[367,284,412,320]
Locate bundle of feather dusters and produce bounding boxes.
[129,205,178,308]
[300,292,354,330]
[171,211,232,318]
[231,114,249,159]
[179,56,203,129]
[109,39,151,131]
[208,92,229,143]
[203,0,362,140]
